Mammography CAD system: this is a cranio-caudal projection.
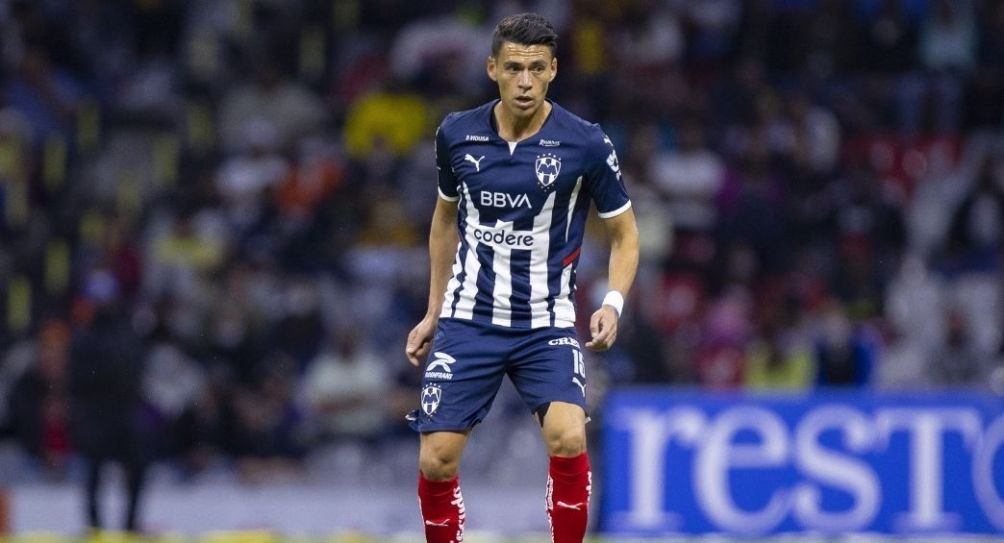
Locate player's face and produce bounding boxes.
[488,42,557,121]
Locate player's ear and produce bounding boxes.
[549,57,557,81]
[487,56,498,82]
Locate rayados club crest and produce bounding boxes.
[421,384,443,416]
[535,153,561,191]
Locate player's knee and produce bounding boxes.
[419,445,461,480]
[544,427,586,457]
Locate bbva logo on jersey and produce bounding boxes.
[535,153,561,190]
[480,190,531,209]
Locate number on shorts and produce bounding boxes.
[572,349,585,378]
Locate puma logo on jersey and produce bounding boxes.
[556,501,586,510]
[464,154,485,172]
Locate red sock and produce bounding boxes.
[418,472,465,543]
[546,453,591,543]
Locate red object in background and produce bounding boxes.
[275,157,344,217]
[41,397,72,459]
[655,273,704,333]
[0,488,8,534]
[110,244,142,299]
[652,232,714,333]
[695,344,745,388]
[842,133,961,200]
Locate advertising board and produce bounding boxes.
[599,390,1004,536]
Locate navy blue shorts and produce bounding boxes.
[409,318,587,433]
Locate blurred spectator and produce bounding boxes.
[861,0,919,74]
[830,175,908,318]
[681,0,742,63]
[619,124,672,266]
[215,121,290,230]
[226,352,305,483]
[92,215,144,301]
[795,0,858,80]
[271,277,327,370]
[171,383,226,479]
[929,309,993,387]
[880,255,945,388]
[877,326,934,389]
[966,0,1004,128]
[5,320,72,478]
[2,45,83,144]
[786,91,841,176]
[342,80,430,160]
[943,154,1004,275]
[813,302,877,387]
[694,287,752,388]
[388,15,486,96]
[67,271,148,533]
[141,325,206,460]
[354,192,420,248]
[744,328,814,391]
[273,137,344,226]
[919,0,977,74]
[145,209,226,302]
[648,115,725,234]
[717,140,790,277]
[206,295,265,386]
[0,87,33,143]
[300,331,390,444]
[217,59,327,153]
[860,0,920,132]
[620,307,675,384]
[613,1,683,71]
[909,0,976,133]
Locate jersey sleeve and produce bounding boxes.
[586,127,631,218]
[435,121,459,202]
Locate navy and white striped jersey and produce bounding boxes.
[435,100,631,329]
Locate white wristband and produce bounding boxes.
[602,290,624,317]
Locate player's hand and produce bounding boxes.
[585,305,619,352]
[405,316,437,367]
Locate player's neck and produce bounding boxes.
[494,100,552,143]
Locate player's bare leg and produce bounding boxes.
[420,430,468,479]
[418,431,469,543]
[541,401,591,542]
[541,401,587,456]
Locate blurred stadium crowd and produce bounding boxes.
[0,0,1003,485]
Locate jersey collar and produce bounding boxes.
[487,98,556,145]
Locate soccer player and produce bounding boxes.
[404,12,639,543]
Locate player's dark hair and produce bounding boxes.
[491,12,558,58]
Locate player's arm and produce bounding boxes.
[423,197,460,319]
[405,197,459,366]
[586,207,639,352]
